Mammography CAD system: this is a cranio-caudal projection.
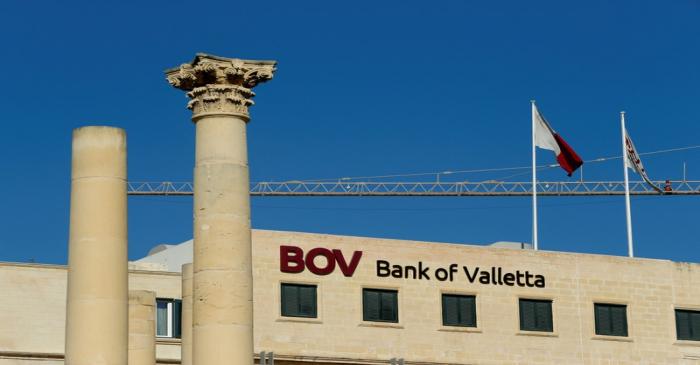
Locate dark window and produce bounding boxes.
[156,298,182,338]
[363,288,398,323]
[594,303,628,337]
[172,299,182,338]
[281,283,317,318]
[442,294,477,327]
[676,309,700,341]
[519,299,553,332]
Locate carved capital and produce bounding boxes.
[165,53,277,120]
[185,84,255,119]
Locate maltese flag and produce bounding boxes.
[533,105,583,176]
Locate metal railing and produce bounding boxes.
[259,351,274,365]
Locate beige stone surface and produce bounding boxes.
[250,230,700,365]
[0,263,181,364]
[128,291,156,365]
[167,53,276,365]
[65,127,128,365]
[0,264,67,355]
[180,264,193,365]
[2,230,700,364]
[0,361,63,365]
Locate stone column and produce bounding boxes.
[128,290,156,365]
[166,54,276,365]
[65,126,128,365]
[181,263,193,365]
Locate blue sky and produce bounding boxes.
[0,0,698,264]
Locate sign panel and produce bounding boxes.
[279,245,546,288]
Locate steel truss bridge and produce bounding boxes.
[127,180,700,197]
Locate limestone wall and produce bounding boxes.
[1,229,700,364]
[251,230,700,364]
[0,263,181,364]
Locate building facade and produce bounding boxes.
[1,229,700,364]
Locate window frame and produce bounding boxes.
[280,283,318,319]
[675,308,700,342]
[518,298,554,333]
[441,293,477,328]
[362,288,399,323]
[594,303,629,337]
[156,298,182,339]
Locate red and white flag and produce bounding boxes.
[533,105,583,176]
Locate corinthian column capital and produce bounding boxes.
[165,53,277,121]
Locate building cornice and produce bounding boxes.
[0,261,182,276]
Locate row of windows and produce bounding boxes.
[279,283,700,341]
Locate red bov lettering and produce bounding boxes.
[279,245,363,277]
[333,249,362,277]
[305,247,336,275]
[280,245,304,273]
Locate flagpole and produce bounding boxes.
[621,111,634,257]
[531,100,539,251]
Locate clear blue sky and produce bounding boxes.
[1,0,698,264]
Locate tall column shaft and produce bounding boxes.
[166,54,276,365]
[181,263,194,365]
[193,114,253,364]
[128,290,156,365]
[65,126,128,365]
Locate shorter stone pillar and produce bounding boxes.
[65,126,128,365]
[128,290,156,365]
[181,263,193,365]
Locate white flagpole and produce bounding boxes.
[531,100,539,250]
[621,111,634,257]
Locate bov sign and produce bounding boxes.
[279,245,546,288]
[280,245,363,277]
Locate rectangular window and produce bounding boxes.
[676,309,700,341]
[281,283,317,318]
[442,294,476,327]
[156,298,182,338]
[363,288,398,323]
[594,303,628,337]
[519,299,553,332]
